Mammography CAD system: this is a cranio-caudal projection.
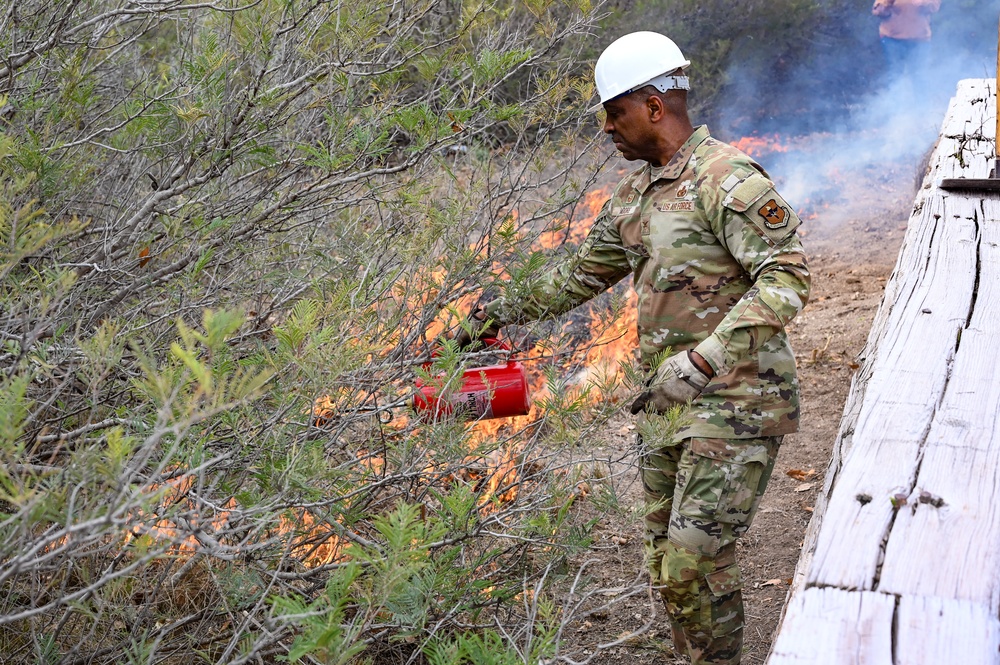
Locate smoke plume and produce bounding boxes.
[715,0,1000,219]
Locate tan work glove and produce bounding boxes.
[630,351,712,415]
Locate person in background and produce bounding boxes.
[455,32,810,665]
[873,0,942,77]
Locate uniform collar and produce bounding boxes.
[632,125,711,193]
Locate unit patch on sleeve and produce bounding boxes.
[757,199,788,229]
[722,172,800,244]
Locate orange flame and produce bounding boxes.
[524,182,636,395]
[124,474,236,554]
[464,181,637,447]
[124,471,344,568]
[537,189,609,249]
[278,510,345,567]
[730,134,792,157]
[310,181,635,519]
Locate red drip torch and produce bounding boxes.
[413,338,531,421]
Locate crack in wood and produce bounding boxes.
[922,214,941,273]
[871,504,894,591]
[943,132,988,141]
[962,207,982,332]
[890,593,901,665]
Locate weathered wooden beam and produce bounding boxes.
[769,78,1000,664]
[878,199,1000,606]
[805,194,978,591]
[770,590,1000,664]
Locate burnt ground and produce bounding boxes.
[559,148,920,663]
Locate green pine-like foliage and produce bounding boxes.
[0,1,648,663]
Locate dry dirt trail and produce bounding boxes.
[563,138,920,664]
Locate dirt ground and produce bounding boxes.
[562,149,920,663]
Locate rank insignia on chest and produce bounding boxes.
[757,199,789,229]
[655,200,695,212]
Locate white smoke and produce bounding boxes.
[715,2,999,218]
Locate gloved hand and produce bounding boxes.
[630,351,712,415]
[453,306,501,350]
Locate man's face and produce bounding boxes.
[602,94,655,162]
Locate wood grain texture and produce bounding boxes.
[770,79,1000,663]
[806,193,979,590]
[878,199,1000,605]
[895,595,1000,665]
[788,82,998,596]
[768,588,894,665]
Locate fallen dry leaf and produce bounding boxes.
[803,505,814,513]
[786,468,817,481]
[794,482,815,493]
[761,578,783,587]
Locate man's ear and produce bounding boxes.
[646,94,665,122]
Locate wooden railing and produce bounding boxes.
[768,78,1000,664]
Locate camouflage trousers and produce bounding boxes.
[641,435,781,665]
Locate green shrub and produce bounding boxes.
[0,1,649,663]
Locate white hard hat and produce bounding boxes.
[593,32,691,108]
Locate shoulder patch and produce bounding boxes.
[723,173,800,243]
[757,199,789,229]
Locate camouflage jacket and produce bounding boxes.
[485,125,811,439]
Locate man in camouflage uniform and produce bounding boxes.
[456,32,810,665]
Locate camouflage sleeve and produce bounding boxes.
[483,201,632,325]
[693,172,811,375]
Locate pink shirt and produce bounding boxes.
[872,0,942,41]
